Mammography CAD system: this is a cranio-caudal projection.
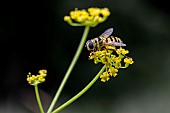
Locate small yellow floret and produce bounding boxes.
[88,7,101,16]
[100,72,110,82]
[101,8,110,16]
[27,69,47,85]
[116,48,129,55]
[124,58,134,64]
[64,16,71,21]
[108,67,118,77]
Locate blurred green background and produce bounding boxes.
[1,0,170,113]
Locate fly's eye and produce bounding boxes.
[88,40,94,49]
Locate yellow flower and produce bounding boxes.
[88,46,134,82]
[105,45,116,50]
[39,69,47,75]
[64,16,71,21]
[124,57,134,64]
[114,57,122,68]
[64,7,110,27]
[88,7,101,16]
[116,47,129,55]
[100,72,110,82]
[101,8,110,16]
[108,67,118,77]
[70,11,77,19]
[27,69,47,85]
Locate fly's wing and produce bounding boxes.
[100,28,113,38]
[104,42,126,46]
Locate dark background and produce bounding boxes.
[1,0,170,113]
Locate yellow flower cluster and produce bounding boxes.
[89,47,134,82]
[27,69,47,85]
[64,7,110,27]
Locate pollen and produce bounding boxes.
[27,69,47,85]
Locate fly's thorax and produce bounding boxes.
[95,37,103,50]
[94,37,103,45]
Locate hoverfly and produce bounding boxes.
[85,28,126,52]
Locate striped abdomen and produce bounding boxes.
[103,36,126,47]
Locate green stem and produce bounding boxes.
[70,23,84,26]
[52,65,106,113]
[47,26,90,113]
[34,85,45,113]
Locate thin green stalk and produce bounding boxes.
[52,65,106,113]
[34,85,45,113]
[47,26,90,113]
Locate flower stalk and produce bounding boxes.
[26,70,47,113]
[52,65,106,113]
[47,26,90,113]
[34,84,45,113]
[47,7,111,112]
